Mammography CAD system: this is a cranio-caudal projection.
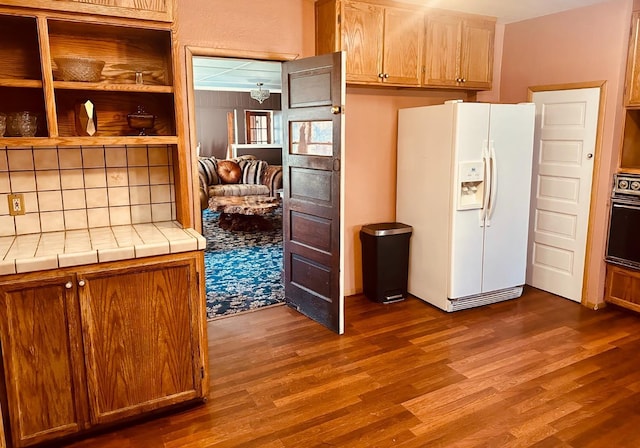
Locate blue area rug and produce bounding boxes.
[202,207,284,319]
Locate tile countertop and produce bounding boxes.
[0,222,206,276]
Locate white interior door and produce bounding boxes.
[527,88,600,302]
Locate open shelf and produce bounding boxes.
[48,19,173,87]
[0,15,41,82]
[53,81,173,93]
[55,90,175,138]
[0,12,176,141]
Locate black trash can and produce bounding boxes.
[360,222,412,303]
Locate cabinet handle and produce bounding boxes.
[378,73,384,79]
[78,280,86,287]
[384,73,389,79]
[461,78,466,83]
[65,281,73,289]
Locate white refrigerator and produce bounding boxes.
[396,101,535,312]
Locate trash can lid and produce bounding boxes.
[361,222,412,236]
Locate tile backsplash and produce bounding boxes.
[0,145,176,237]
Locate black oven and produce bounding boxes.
[606,174,640,270]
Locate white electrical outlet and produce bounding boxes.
[8,193,25,216]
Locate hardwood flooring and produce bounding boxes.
[64,287,640,447]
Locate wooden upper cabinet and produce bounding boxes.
[0,0,173,22]
[625,12,640,106]
[342,1,384,84]
[316,0,423,86]
[424,10,495,90]
[382,6,423,86]
[423,12,460,88]
[316,0,494,90]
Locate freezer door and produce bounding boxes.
[481,104,535,292]
[449,103,490,299]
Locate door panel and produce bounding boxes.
[449,103,489,299]
[282,52,345,334]
[482,104,535,293]
[0,275,87,447]
[528,88,599,302]
[79,257,201,424]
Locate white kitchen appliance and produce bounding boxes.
[396,101,535,312]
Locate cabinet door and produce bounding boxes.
[0,274,87,447]
[423,12,461,87]
[382,6,423,86]
[625,12,640,106]
[459,17,494,90]
[78,254,205,425]
[343,0,384,84]
[605,264,640,312]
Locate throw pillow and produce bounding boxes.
[237,159,266,185]
[217,160,242,184]
[197,156,219,186]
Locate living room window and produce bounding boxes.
[246,110,272,144]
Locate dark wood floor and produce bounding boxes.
[64,287,640,447]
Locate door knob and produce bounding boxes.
[587,153,593,159]
[331,106,341,115]
[65,281,73,289]
[78,279,86,287]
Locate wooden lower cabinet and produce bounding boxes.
[79,256,205,424]
[0,273,87,447]
[0,252,207,447]
[605,264,640,312]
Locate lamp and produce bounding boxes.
[250,82,270,104]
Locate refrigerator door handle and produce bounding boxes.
[480,141,490,227]
[486,142,498,225]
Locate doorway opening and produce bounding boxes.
[188,54,286,320]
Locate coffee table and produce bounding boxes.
[208,195,280,231]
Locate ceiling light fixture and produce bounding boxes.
[250,82,270,104]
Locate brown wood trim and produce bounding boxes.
[37,16,59,138]
[183,45,298,233]
[584,300,606,310]
[172,21,191,227]
[527,80,607,307]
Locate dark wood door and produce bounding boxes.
[281,52,345,334]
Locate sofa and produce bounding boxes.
[198,155,283,210]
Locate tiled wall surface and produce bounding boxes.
[0,145,176,237]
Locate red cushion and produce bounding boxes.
[217,160,242,184]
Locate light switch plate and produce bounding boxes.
[8,193,25,216]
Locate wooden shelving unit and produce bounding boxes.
[0,11,177,143]
[0,2,207,447]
